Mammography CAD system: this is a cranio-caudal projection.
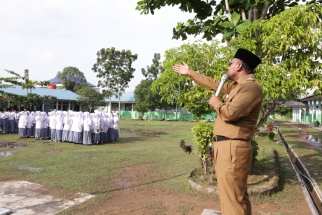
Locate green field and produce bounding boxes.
[0,119,315,214]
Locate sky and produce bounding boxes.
[0,0,201,92]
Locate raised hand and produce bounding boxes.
[173,62,190,76]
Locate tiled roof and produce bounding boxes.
[1,85,79,101]
[49,77,96,87]
[280,101,306,107]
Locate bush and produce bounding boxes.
[251,138,259,165]
[192,121,213,172]
[268,131,275,141]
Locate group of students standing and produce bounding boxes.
[0,108,120,145]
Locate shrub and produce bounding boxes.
[251,138,259,165]
[191,121,213,174]
[268,132,275,141]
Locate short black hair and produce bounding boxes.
[241,61,254,74]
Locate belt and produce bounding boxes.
[213,136,247,142]
[213,136,230,142]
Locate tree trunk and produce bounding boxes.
[118,92,121,119]
[253,6,259,21]
[261,3,271,19]
[241,8,246,20]
[225,0,231,22]
[256,100,277,130]
[109,97,112,113]
[248,6,253,21]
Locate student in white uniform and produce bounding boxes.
[26,111,33,137]
[92,113,101,144]
[62,111,71,142]
[113,113,120,141]
[35,111,42,139]
[83,112,92,145]
[49,112,57,141]
[41,112,49,139]
[108,113,115,142]
[101,113,109,143]
[14,109,20,134]
[18,111,28,138]
[0,109,8,134]
[55,111,64,142]
[72,112,83,144]
[8,109,15,134]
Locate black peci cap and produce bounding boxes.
[233,48,261,70]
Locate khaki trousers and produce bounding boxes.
[214,139,253,215]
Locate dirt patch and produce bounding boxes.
[76,161,309,215]
[120,128,138,137]
[0,142,27,148]
[49,149,63,153]
[110,163,153,189]
[134,129,167,137]
[74,154,94,159]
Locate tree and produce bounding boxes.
[136,0,321,41]
[141,53,164,80]
[0,69,50,93]
[0,69,54,110]
[153,4,322,128]
[92,47,138,113]
[134,79,168,119]
[152,41,225,119]
[231,3,322,128]
[76,86,105,112]
[0,92,56,111]
[135,53,167,119]
[56,67,87,92]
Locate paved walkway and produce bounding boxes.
[0,180,94,215]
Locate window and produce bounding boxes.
[125,103,132,111]
[74,103,80,111]
[112,103,118,111]
[62,102,69,111]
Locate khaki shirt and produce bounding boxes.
[188,70,263,141]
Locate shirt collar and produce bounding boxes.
[235,74,255,85]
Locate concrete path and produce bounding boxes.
[0,180,94,215]
[201,209,222,215]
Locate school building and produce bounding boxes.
[290,94,322,125]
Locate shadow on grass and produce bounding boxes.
[90,172,187,195]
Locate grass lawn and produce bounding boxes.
[0,119,313,214]
[276,121,322,190]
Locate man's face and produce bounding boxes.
[227,58,242,81]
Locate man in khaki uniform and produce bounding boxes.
[173,48,263,215]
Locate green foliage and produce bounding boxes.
[92,47,138,111]
[274,107,292,119]
[251,138,259,165]
[141,53,164,81]
[136,0,306,41]
[56,67,87,92]
[191,121,213,164]
[0,70,54,109]
[268,132,275,141]
[1,93,57,111]
[152,41,225,118]
[134,79,168,118]
[76,86,105,112]
[157,4,322,128]
[233,4,322,100]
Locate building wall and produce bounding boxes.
[119,110,217,121]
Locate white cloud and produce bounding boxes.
[0,0,201,91]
